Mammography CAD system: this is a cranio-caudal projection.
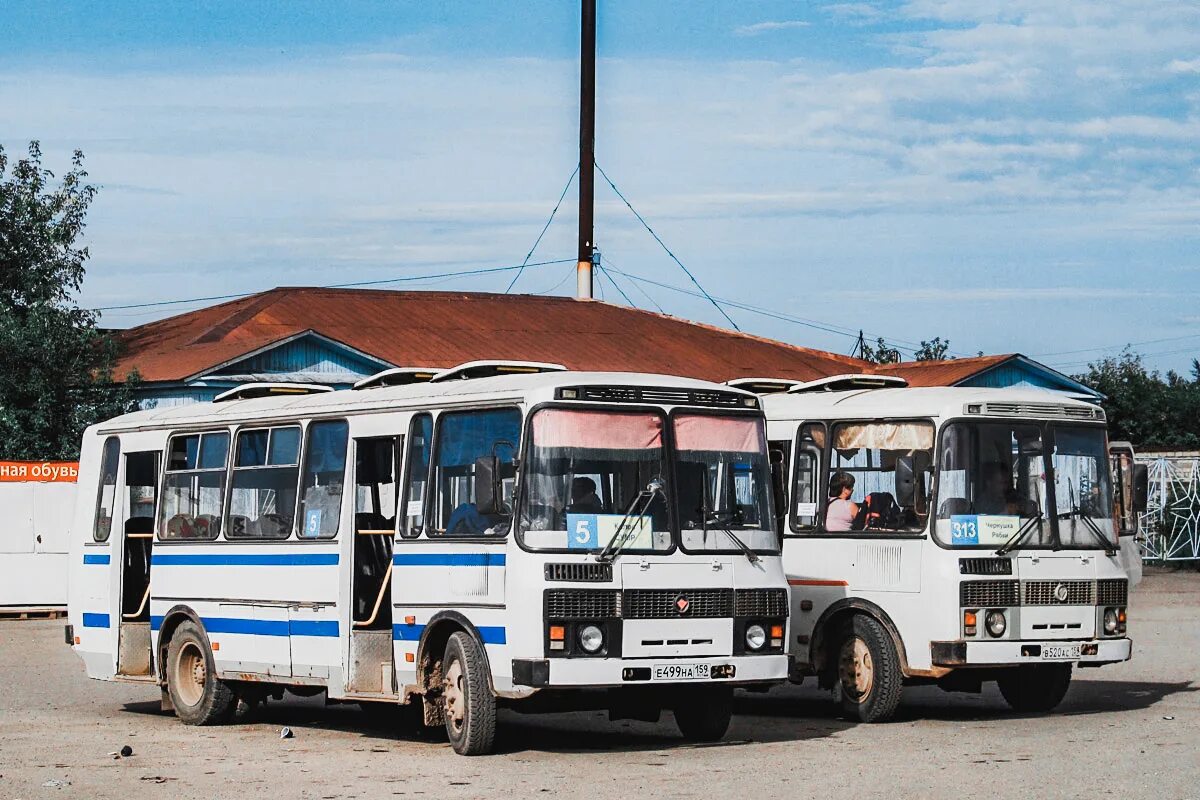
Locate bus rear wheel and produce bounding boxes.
[834,615,902,723]
[673,685,733,742]
[441,632,496,755]
[166,621,236,725]
[997,664,1072,713]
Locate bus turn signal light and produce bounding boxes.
[549,625,566,651]
[964,611,977,636]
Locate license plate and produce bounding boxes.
[1042,644,1082,660]
[652,663,710,681]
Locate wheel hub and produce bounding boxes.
[443,659,465,730]
[839,637,874,701]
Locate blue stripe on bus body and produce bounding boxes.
[392,622,506,645]
[82,613,110,628]
[391,553,506,567]
[147,615,337,637]
[151,553,339,567]
[83,553,110,565]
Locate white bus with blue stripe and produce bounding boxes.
[67,364,790,754]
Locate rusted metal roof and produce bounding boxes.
[113,287,875,385]
[871,354,1015,387]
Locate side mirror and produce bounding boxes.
[1133,463,1149,513]
[894,455,916,507]
[474,455,502,516]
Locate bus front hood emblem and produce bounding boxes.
[675,596,691,615]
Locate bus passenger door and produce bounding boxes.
[346,435,399,696]
[117,449,160,677]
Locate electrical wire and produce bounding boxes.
[92,259,575,312]
[1034,332,1200,358]
[597,265,637,309]
[506,165,580,294]
[595,162,740,332]
[599,255,664,313]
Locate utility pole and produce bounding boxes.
[576,0,596,299]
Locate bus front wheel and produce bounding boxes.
[997,664,1072,713]
[834,615,903,723]
[673,685,733,742]
[165,621,236,725]
[441,631,496,755]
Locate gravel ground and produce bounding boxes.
[2,569,1197,800]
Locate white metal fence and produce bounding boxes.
[1138,457,1200,562]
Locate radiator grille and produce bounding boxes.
[544,562,613,583]
[959,558,1013,575]
[960,580,1019,608]
[1096,579,1129,606]
[623,588,733,619]
[545,590,621,619]
[1023,580,1094,606]
[735,588,789,618]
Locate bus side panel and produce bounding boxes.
[70,429,118,679]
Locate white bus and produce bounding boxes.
[67,364,790,754]
[732,376,1135,723]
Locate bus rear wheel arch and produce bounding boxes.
[164,620,236,725]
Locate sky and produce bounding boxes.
[2,0,1198,375]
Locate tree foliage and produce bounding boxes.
[858,334,954,364]
[1075,349,1200,449]
[0,141,137,460]
[914,337,952,361]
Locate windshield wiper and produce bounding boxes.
[596,478,664,564]
[703,510,761,564]
[995,511,1045,556]
[1057,485,1117,556]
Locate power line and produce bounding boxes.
[597,265,638,309]
[594,162,740,332]
[533,262,580,296]
[506,165,580,294]
[604,262,928,355]
[1048,344,1200,371]
[600,255,664,313]
[1034,332,1200,358]
[92,259,575,312]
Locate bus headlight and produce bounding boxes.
[579,624,605,654]
[1103,608,1119,635]
[985,610,1007,638]
[745,623,767,651]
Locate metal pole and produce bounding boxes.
[576,0,596,299]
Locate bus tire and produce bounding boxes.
[441,632,496,755]
[997,664,1072,713]
[834,615,902,723]
[673,685,733,742]
[165,621,236,725]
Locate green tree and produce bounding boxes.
[914,337,953,361]
[0,141,138,460]
[1076,348,1200,448]
[857,334,903,364]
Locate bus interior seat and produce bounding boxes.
[195,513,221,537]
[165,513,194,538]
[938,497,973,517]
[254,513,290,537]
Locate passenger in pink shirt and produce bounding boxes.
[826,471,859,531]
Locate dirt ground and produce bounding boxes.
[2,569,1197,800]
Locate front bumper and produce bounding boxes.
[931,637,1132,667]
[512,654,789,688]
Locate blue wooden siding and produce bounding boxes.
[957,360,1099,398]
[207,335,386,379]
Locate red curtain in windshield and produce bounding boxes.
[673,415,763,453]
[532,409,663,450]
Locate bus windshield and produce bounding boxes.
[673,414,777,553]
[519,408,671,552]
[936,421,1114,549]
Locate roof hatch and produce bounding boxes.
[787,374,908,394]
[352,367,440,390]
[429,360,567,383]
[725,377,802,395]
[212,383,335,403]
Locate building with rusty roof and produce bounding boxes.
[111,287,1099,407]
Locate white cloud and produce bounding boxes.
[1167,58,1200,74]
[733,20,810,37]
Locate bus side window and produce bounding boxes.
[432,408,522,537]
[160,432,229,540]
[401,414,432,537]
[228,426,301,539]
[791,423,824,533]
[93,437,121,542]
[767,440,790,536]
[298,421,349,539]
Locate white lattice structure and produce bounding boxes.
[1139,457,1200,561]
